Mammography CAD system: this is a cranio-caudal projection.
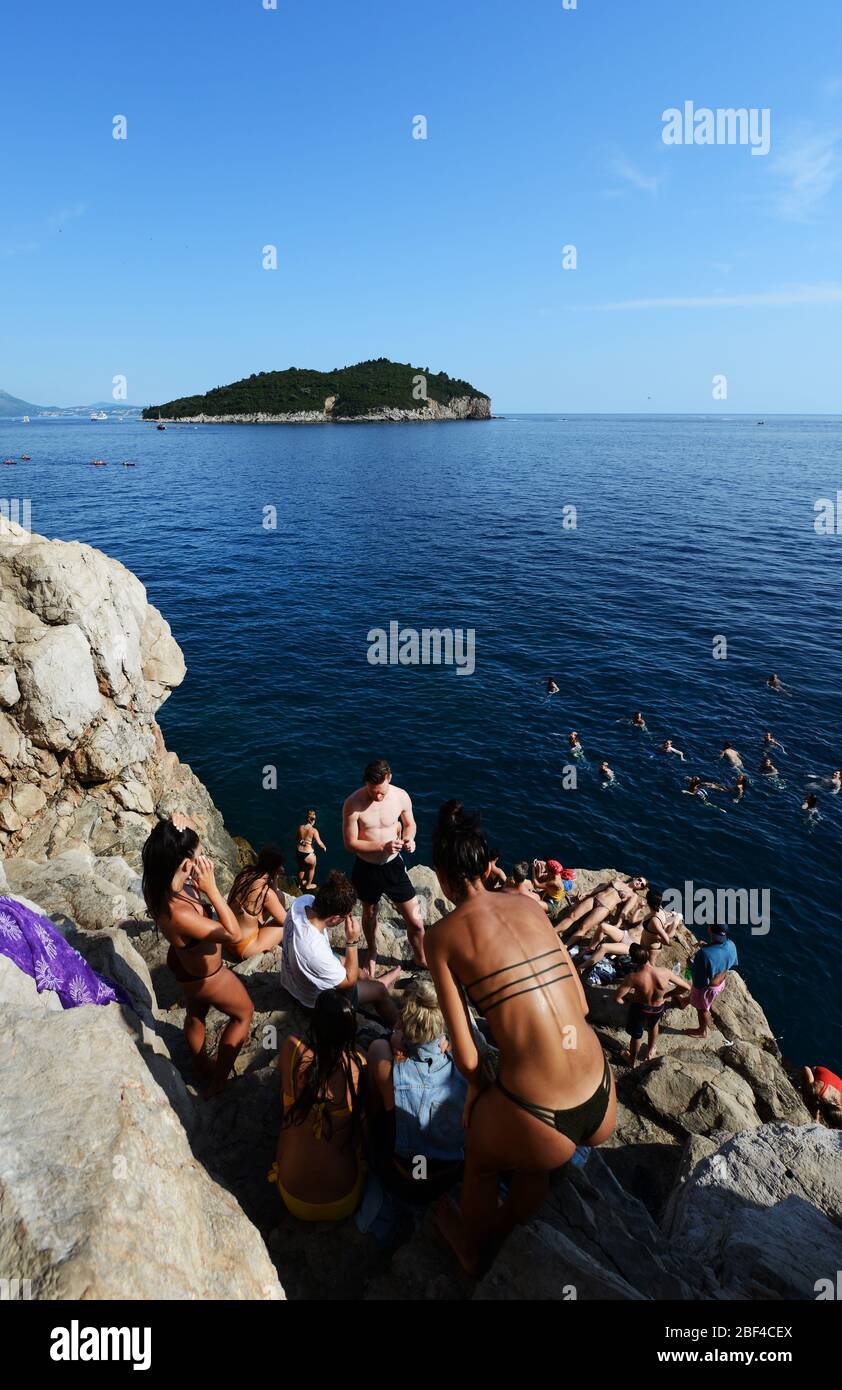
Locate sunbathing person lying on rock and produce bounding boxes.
[571,917,644,974]
[426,800,616,1277]
[560,874,649,946]
[142,818,253,1098]
[268,988,367,1222]
[613,943,688,1066]
[367,975,467,1206]
[227,844,287,960]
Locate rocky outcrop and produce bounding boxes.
[0,957,284,1300]
[0,523,238,882]
[168,396,492,425]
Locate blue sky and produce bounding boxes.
[3,0,842,412]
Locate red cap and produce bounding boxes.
[546,859,564,873]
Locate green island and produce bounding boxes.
[142,358,491,421]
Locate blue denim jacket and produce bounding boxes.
[393,1038,468,1163]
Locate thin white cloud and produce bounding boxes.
[611,158,664,195]
[771,130,840,220]
[577,285,842,311]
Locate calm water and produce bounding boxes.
[2,414,841,1066]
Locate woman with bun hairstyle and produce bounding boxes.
[142,816,253,1097]
[426,799,616,1275]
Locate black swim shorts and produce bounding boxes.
[351,855,416,906]
[626,1001,666,1040]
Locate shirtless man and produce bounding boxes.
[614,944,688,1066]
[546,677,560,696]
[658,739,686,761]
[760,754,778,776]
[342,758,426,977]
[767,673,792,696]
[763,731,787,755]
[505,862,544,901]
[719,742,743,769]
[561,875,648,946]
[568,730,584,756]
[599,761,615,783]
[631,711,647,730]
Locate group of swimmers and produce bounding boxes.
[139,757,839,1276]
[546,678,839,819]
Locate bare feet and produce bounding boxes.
[433,1195,481,1278]
[646,1047,658,1060]
[618,1049,635,1067]
[682,1027,708,1039]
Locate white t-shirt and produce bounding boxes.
[280,895,346,1008]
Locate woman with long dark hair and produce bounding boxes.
[425,800,616,1275]
[141,818,253,1097]
[227,844,287,959]
[268,989,366,1221]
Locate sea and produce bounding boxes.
[1,412,840,1068]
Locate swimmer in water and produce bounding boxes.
[631,711,647,730]
[719,742,743,770]
[658,739,686,762]
[832,770,842,795]
[760,754,778,775]
[546,677,560,696]
[733,773,750,801]
[599,762,615,783]
[801,792,820,816]
[763,731,787,755]
[767,673,792,696]
[568,731,585,757]
[683,776,727,813]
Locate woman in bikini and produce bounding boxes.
[560,874,648,946]
[296,809,326,890]
[268,989,366,1222]
[640,888,679,965]
[227,845,287,960]
[141,818,254,1097]
[426,800,616,1276]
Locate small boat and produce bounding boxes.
[22,415,29,424]
[3,459,17,466]
[90,410,108,421]
[20,455,31,461]
[90,459,108,467]
[156,422,166,430]
[121,460,137,468]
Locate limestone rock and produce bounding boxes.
[0,1001,284,1300]
[15,625,102,752]
[663,1124,842,1299]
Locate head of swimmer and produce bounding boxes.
[363,758,392,802]
[142,818,202,920]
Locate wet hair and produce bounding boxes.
[722,742,732,750]
[400,977,447,1047]
[283,990,362,1144]
[628,943,649,967]
[432,800,489,889]
[229,843,285,913]
[141,819,200,923]
[646,887,663,911]
[511,861,530,884]
[313,870,357,920]
[363,758,391,785]
[687,776,701,790]
[306,808,316,819]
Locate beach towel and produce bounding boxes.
[0,896,128,1009]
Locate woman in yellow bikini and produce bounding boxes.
[268,989,367,1222]
[227,845,287,960]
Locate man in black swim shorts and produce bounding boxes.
[342,758,427,977]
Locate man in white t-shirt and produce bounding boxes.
[280,870,400,1023]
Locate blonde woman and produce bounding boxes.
[296,809,326,890]
[367,976,467,1203]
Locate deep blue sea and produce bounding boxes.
[2,414,841,1068]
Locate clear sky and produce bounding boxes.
[3,0,842,412]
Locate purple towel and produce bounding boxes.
[0,896,128,1010]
